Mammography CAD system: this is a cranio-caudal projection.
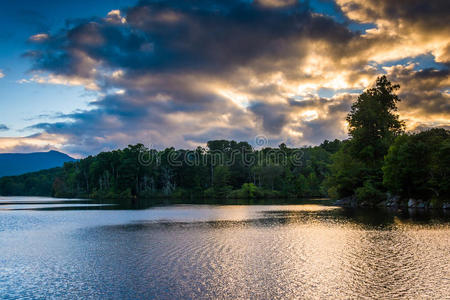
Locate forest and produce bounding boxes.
[0,139,342,202]
[0,76,449,206]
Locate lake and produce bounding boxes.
[1,197,449,299]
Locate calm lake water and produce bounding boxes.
[1,197,449,299]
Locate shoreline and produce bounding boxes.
[334,196,450,210]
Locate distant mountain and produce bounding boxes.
[0,150,76,177]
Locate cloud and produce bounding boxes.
[29,33,49,42]
[0,124,9,131]
[18,73,99,90]
[0,133,66,154]
[336,0,450,63]
[249,102,289,134]
[105,10,127,24]
[0,69,4,78]
[383,63,450,130]
[9,0,449,156]
[255,0,297,8]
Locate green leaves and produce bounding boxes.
[327,76,406,204]
[347,75,405,165]
[383,129,450,201]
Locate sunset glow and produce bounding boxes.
[0,0,448,156]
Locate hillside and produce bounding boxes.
[0,150,76,177]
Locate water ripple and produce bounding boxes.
[0,200,449,299]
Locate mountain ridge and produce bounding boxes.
[0,150,76,177]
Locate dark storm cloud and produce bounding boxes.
[337,0,450,32]
[29,0,357,78]
[288,95,353,114]
[413,123,450,132]
[298,116,345,144]
[289,98,333,108]
[249,102,289,134]
[183,127,256,144]
[385,65,450,115]
[336,0,450,63]
[11,0,448,155]
[21,0,365,155]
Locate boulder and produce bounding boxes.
[360,201,370,207]
[385,193,400,207]
[417,201,427,209]
[335,196,357,207]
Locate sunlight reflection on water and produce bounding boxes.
[0,197,449,299]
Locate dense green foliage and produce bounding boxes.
[1,76,448,206]
[0,168,63,196]
[326,76,449,206]
[0,140,341,201]
[326,76,405,205]
[383,129,450,202]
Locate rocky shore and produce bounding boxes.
[335,194,450,209]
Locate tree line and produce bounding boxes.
[25,139,341,201]
[0,76,448,206]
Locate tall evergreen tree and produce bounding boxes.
[347,75,405,166]
[327,76,404,204]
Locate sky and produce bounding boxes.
[0,0,448,157]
